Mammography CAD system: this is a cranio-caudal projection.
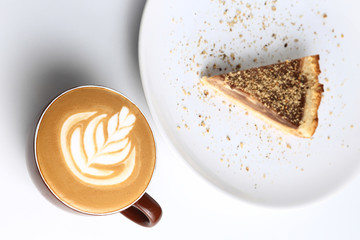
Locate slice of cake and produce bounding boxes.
[201,55,323,138]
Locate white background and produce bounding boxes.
[0,0,359,239]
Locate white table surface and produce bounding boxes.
[0,0,359,239]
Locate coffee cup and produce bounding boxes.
[34,85,162,227]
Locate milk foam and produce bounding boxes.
[60,107,137,185]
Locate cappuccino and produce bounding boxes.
[35,86,156,214]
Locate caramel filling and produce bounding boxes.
[205,75,298,129]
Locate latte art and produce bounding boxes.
[36,86,156,213]
[60,107,137,186]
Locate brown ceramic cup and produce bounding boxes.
[34,86,162,227]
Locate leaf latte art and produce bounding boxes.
[60,107,137,186]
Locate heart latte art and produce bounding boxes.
[60,107,137,186]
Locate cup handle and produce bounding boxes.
[120,193,162,227]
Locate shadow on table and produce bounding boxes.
[24,61,91,215]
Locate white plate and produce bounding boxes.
[139,0,360,206]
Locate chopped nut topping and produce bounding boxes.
[223,59,307,126]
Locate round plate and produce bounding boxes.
[139,0,360,206]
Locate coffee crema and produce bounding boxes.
[35,86,156,214]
